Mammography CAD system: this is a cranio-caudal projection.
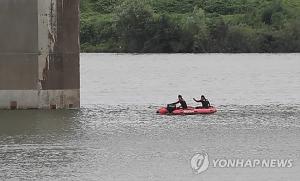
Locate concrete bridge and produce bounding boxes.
[0,0,80,109]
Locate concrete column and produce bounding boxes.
[0,0,80,109]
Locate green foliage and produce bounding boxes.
[184,7,209,52]
[80,0,300,53]
[149,0,202,13]
[114,0,155,52]
[260,0,287,25]
[91,0,121,14]
[143,15,194,53]
[226,26,258,52]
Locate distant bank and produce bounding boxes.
[80,0,300,53]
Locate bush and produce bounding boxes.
[226,26,257,52]
[91,0,120,14]
[114,0,155,52]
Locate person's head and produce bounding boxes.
[178,95,183,100]
[201,95,206,100]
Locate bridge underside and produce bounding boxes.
[0,0,80,109]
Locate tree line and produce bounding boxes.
[80,0,300,53]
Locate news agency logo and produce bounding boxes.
[190,152,210,174]
[191,152,294,174]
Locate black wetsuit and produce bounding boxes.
[172,99,188,109]
[198,100,210,108]
[177,99,188,109]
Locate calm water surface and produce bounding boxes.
[0,54,300,181]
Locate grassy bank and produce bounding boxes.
[80,0,300,53]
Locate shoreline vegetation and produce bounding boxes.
[80,0,300,53]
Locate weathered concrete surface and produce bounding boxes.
[0,0,38,53]
[0,0,80,109]
[0,0,38,90]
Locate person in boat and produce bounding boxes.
[172,95,188,109]
[193,95,211,109]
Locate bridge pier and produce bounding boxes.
[0,0,80,109]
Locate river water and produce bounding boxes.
[0,54,299,180]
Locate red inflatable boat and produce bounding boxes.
[157,106,217,115]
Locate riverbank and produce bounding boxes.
[80,0,300,53]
